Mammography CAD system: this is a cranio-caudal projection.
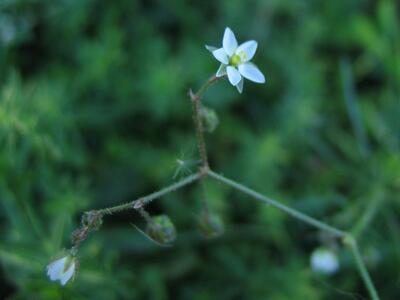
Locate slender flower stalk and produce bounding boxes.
[189,75,223,169]
[191,91,209,169]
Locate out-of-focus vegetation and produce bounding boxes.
[0,0,399,299]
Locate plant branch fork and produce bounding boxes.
[71,75,380,300]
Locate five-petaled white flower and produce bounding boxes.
[206,27,265,93]
[310,247,339,275]
[46,254,76,286]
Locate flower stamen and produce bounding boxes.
[229,54,242,67]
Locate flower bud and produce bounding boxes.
[146,215,177,244]
[199,106,219,133]
[310,247,339,275]
[197,211,224,238]
[46,252,77,286]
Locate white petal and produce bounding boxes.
[205,45,217,52]
[216,64,227,77]
[236,40,257,62]
[47,257,67,281]
[226,66,241,86]
[238,63,265,83]
[236,77,244,93]
[60,262,75,286]
[212,48,229,64]
[223,27,237,56]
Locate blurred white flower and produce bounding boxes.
[310,247,339,275]
[206,27,265,93]
[46,254,76,286]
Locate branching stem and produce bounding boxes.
[95,172,203,215]
[71,74,380,300]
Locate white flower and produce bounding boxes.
[310,247,339,275]
[206,27,265,93]
[46,254,76,286]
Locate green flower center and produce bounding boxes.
[229,54,242,66]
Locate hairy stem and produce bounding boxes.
[189,75,223,168]
[191,96,209,168]
[95,172,203,215]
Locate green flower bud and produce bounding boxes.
[146,215,177,244]
[197,211,224,239]
[200,106,219,133]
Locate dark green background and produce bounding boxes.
[0,0,399,299]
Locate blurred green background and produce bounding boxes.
[1,0,399,299]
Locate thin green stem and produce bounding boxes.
[208,169,380,300]
[344,236,380,300]
[96,172,203,215]
[137,207,153,224]
[194,75,222,100]
[207,170,346,237]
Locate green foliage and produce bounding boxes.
[0,0,399,299]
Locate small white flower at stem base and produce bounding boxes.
[46,253,77,286]
[310,247,339,275]
[206,27,265,93]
